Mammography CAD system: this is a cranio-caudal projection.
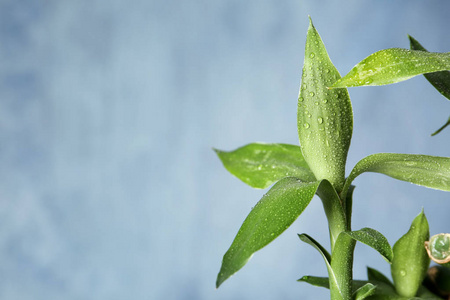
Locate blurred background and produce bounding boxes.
[0,0,449,299]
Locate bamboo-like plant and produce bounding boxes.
[215,17,450,300]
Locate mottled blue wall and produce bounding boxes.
[0,1,449,299]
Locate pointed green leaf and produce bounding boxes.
[214,143,315,189]
[367,267,394,288]
[409,35,450,100]
[343,228,393,263]
[391,210,430,297]
[431,116,450,136]
[298,275,329,289]
[216,178,320,288]
[298,275,371,293]
[298,233,342,298]
[353,283,376,300]
[341,153,450,200]
[332,48,450,88]
[297,18,353,193]
[299,275,442,299]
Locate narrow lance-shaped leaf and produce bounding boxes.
[431,116,450,136]
[409,36,450,136]
[353,283,376,300]
[343,228,393,263]
[216,178,320,288]
[341,153,450,200]
[332,48,450,88]
[409,35,450,100]
[297,18,353,193]
[391,210,430,298]
[214,143,315,189]
[298,234,342,298]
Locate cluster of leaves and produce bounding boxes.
[215,17,450,300]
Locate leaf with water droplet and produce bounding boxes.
[332,48,450,88]
[391,210,430,297]
[214,143,315,189]
[297,17,353,193]
[342,228,393,263]
[409,36,450,136]
[216,178,321,288]
[409,35,450,100]
[341,153,450,200]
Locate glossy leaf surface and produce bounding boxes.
[297,18,353,192]
[216,178,320,288]
[353,283,376,300]
[391,210,430,297]
[298,234,341,298]
[214,143,315,189]
[341,153,450,199]
[409,35,450,100]
[332,48,450,88]
[344,228,393,263]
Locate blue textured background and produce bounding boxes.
[0,1,449,299]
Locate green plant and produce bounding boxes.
[214,17,450,300]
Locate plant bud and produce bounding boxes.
[391,210,430,297]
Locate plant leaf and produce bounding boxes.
[298,234,341,297]
[353,283,376,300]
[341,153,450,200]
[298,275,329,289]
[216,178,320,288]
[299,276,442,299]
[214,143,315,189]
[409,35,450,100]
[367,267,394,288]
[332,48,450,88]
[343,228,393,263]
[297,18,353,193]
[431,116,450,136]
[391,210,430,297]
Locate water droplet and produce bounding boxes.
[299,97,304,102]
[322,99,328,103]
[325,69,330,73]
[318,117,323,124]
[365,78,373,84]
[315,102,319,106]
[271,233,275,236]
[310,53,315,58]
[309,92,315,96]
[400,270,406,277]
[304,123,310,129]
[257,165,263,170]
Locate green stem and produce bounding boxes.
[328,186,356,300]
[330,233,356,300]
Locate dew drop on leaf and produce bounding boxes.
[310,53,315,58]
[309,92,315,96]
[304,123,310,129]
